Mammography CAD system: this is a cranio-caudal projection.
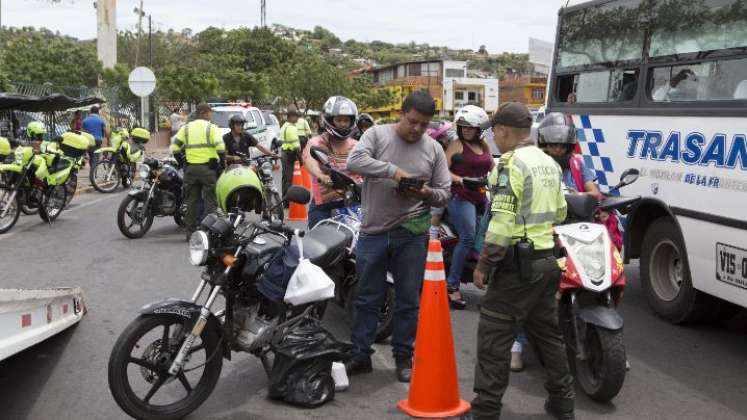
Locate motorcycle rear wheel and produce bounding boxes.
[108,315,223,420]
[91,160,121,193]
[118,195,155,239]
[0,188,20,234]
[572,326,626,402]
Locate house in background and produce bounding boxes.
[360,59,499,118]
[499,73,548,111]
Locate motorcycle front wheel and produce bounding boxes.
[65,172,77,207]
[117,195,155,239]
[108,315,223,420]
[572,325,626,402]
[0,188,21,233]
[91,160,121,193]
[39,186,67,223]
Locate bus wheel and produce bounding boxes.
[640,217,713,324]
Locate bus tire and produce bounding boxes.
[640,217,712,324]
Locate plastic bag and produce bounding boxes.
[268,318,352,407]
[284,258,335,306]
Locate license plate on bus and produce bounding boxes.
[716,243,747,290]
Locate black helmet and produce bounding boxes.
[537,112,576,146]
[322,96,358,139]
[229,114,246,127]
[357,113,374,129]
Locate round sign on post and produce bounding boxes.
[128,67,156,97]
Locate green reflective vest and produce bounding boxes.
[485,145,567,251]
[295,118,312,138]
[171,119,225,164]
[279,122,300,151]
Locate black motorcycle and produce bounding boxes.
[236,152,284,222]
[108,186,349,420]
[116,157,186,239]
[308,146,395,342]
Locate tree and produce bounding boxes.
[0,27,102,92]
[271,50,351,112]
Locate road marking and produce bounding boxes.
[0,193,121,242]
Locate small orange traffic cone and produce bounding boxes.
[398,239,471,418]
[300,164,312,189]
[288,161,308,222]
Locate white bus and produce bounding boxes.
[547,0,747,323]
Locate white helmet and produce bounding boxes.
[454,105,489,140]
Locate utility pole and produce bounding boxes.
[261,0,267,28]
[135,0,144,66]
[148,14,152,66]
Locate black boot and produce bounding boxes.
[544,398,575,420]
[395,357,412,383]
[344,357,373,375]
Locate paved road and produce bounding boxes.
[1,189,746,420]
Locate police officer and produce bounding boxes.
[170,103,226,240]
[279,107,301,201]
[468,102,575,420]
[295,108,313,153]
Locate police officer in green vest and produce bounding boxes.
[467,102,575,420]
[279,106,301,202]
[170,103,226,240]
[295,111,312,152]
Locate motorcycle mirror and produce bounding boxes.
[284,185,311,205]
[451,153,464,167]
[309,146,330,166]
[613,168,640,190]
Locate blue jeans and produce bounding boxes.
[446,198,485,290]
[308,200,345,229]
[351,227,427,361]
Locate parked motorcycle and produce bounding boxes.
[41,138,86,207]
[0,133,88,233]
[91,128,147,193]
[108,186,345,420]
[116,157,186,239]
[308,146,395,342]
[544,168,641,402]
[235,152,284,222]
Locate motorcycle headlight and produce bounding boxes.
[189,231,210,266]
[137,164,151,180]
[563,232,606,281]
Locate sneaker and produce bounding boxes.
[510,351,524,372]
[344,357,373,376]
[395,357,412,383]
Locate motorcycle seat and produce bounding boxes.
[302,224,350,267]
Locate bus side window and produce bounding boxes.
[557,74,577,103]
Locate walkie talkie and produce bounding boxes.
[516,216,535,282]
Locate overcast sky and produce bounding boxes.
[2,0,566,53]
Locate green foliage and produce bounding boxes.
[0,27,102,92]
[468,53,532,79]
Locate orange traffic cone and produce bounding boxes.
[398,239,471,418]
[300,164,312,189]
[288,161,308,222]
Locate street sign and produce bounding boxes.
[128,66,156,97]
